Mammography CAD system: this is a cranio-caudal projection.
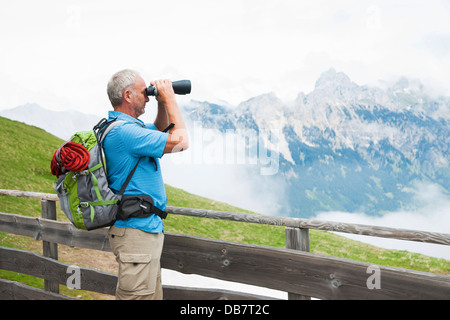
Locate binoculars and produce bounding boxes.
[146,80,191,96]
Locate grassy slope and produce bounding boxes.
[0,116,448,298]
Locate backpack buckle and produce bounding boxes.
[79,202,90,208]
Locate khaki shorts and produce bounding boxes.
[108,226,164,300]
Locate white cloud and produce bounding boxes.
[420,32,450,59]
[314,183,450,260]
[160,122,287,215]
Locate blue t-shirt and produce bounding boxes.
[103,111,169,233]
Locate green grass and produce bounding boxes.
[0,117,60,194]
[0,116,449,299]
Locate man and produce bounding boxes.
[104,69,189,300]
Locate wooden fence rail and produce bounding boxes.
[1,189,450,300]
[2,189,450,246]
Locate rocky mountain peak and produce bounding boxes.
[180,69,450,217]
[314,68,354,89]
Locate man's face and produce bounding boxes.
[130,76,150,118]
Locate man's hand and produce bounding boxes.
[151,79,189,153]
[151,79,176,105]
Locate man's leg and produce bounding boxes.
[109,226,164,300]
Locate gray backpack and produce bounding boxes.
[53,118,167,231]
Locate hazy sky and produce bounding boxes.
[1,0,450,116]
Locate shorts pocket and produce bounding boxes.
[117,253,154,293]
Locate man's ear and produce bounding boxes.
[123,89,133,104]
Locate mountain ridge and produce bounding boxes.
[0,103,101,140]
[181,68,449,217]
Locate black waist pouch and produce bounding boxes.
[117,195,168,221]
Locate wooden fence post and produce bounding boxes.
[285,227,311,300]
[41,199,59,294]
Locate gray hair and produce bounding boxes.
[107,69,140,107]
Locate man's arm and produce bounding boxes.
[152,79,189,154]
[154,99,169,132]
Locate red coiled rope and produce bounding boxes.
[51,142,91,178]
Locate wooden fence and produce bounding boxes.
[0,189,449,300]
